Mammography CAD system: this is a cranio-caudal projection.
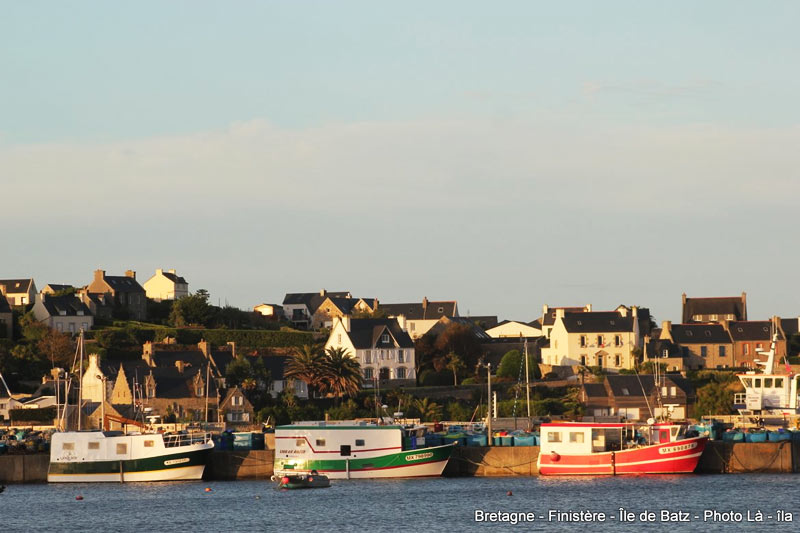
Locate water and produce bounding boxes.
[4,475,796,531]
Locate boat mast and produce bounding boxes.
[77,329,84,431]
[524,337,531,420]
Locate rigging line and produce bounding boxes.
[634,367,654,421]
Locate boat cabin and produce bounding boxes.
[540,423,686,454]
[737,373,800,414]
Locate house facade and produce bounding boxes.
[325,316,416,385]
[253,303,283,319]
[485,320,542,339]
[282,289,352,328]
[0,278,37,307]
[723,318,786,368]
[659,321,734,369]
[86,269,147,321]
[540,307,643,372]
[143,269,189,301]
[378,297,458,339]
[581,374,694,421]
[311,296,377,329]
[540,304,592,339]
[219,386,254,425]
[32,293,94,334]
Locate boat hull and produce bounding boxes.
[274,444,455,480]
[538,436,707,476]
[48,447,211,483]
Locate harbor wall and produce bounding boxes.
[204,450,274,480]
[445,446,539,476]
[0,454,49,483]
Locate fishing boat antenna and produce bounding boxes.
[77,329,84,430]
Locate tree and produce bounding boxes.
[694,381,736,418]
[496,350,538,380]
[284,344,327,396]
[37,329,75,368]
[412,398,442,422]
[322,347,362,402]
[225,356,253,388]
[445,352,465,386]
[169,290,212,327]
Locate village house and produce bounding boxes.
[86,269,147,321]
[540,306,644,372]
[31,293,94,334]
[540,304,592,339]
[722,318,786,368]
[311,296,378,329]
[253,303,284,319]
[0,278,37,307]
[326,316,416,385]
[682,292,747,323]
[378,297,458,339]
[143,268,189,301]
[219,386,254,425]
[658,321,733,369]
[282,289,352,328]
[581,374,695,421]
[41,283,74,295]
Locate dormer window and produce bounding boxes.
[705,331,711,337]
[382,334,390,343]
[686,331,693,337]
[438,307,444,313]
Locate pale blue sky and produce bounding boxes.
[2,2,799,324]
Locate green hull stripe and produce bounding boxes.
[275,445,453,472]
[48,448,210,476]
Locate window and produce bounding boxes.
[397,367,406,379]
[686,331,693,337]
[144,440,154,448]
[547,432,562,443]
[700,346,707,357]
[438,307,444,313]
[296,439,305,447]
[580,355,586,365]
[316,439,326,446]
[669,386,676,396]
[365,350,372,364]
[757,343,763,350]
[355,439,365,446]
[744,344,750,355]
[705,331,711,337]
[340,445,351,456]
[580,336,586,348]
[364,368,373,380]
[569,432,584,443]
[63,442,74,451]
[775,378,784,388]
[719,346,726,357]
[754,378,761,388]
[382,334,390,343]
[398,350,404,363]
[661,386,668,397]
[88,442,99,450]
[764,378,773,388]
[116,443,127,455]
[597,356,603,367]
[337,334,341,344]
[614,335,621,347]
[597,335,604,346]
[662,349,669,358]
[621,388,630,396]
[614,355,620,367]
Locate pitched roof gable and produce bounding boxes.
[728,321,780,341]
[682,294,746,322]
[562,312,635,333]
[345,318,414,349]
[670,324,731,344]
[0,279,33,294]
[40,295,91,317]
[103,276,145,293]
[378,300,457,320]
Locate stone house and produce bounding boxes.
[219,386,254,425]
[282,289,352,328]
[659,322,734,369]
[86,269,147,321]
[581,374,695,421]
[311,296,378,329]
[378,297,458,339]
[682,292,747,323]
[723,318,786,368]
[143,268,189,301]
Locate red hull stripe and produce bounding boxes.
[315,458,448,473]
[275,435,401,454]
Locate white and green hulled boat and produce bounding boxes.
[274,422,455,479]
[48,430,214,482]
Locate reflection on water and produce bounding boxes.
[4,475,795,532]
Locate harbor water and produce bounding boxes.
[4,474,795,531]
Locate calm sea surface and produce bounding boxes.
[4,475,796,532]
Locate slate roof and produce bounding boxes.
[465,316,498,329]
[728,321,781,341]
[781,318,799,337]
[149,367,212,399]
[670,324,732,344]
[161,272,187,284]
[44,284,74,293]
[346,318,414,349]
[0,296,10,313]
[682,295,746,323]
[542,307,588,326]
[39,295,91,317]
[150,349,209,370]
[562,312,635,333]
[103,276,145,293]
[528,319,542,329]
[582,382,608,398]
[605,374,693,398]
[261,355,289,381]
[646,338,682,359]
[0,279,34,294]
[378,301,457,320]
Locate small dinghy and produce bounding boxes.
[276,470,330,490]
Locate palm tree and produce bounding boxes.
[445,352,465,386]
[285,344,327,396]
[322,347,362,403]
[413,398,443,422]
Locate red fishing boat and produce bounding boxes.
[537,422,707,475]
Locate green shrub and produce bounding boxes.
[10,407,57,423]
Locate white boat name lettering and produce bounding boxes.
[164,457,190,466]
[405,452,433,462]
[658,442,697,454]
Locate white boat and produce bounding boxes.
[273,421,455,479]
[734,334,800,415]
[48,430,213,482]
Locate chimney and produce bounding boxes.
[586,304,592,312]
[125,270,136,279]
[156,268,163,276]
[94,269,106,281]
[542,304,549,317]
[632,306,638,318]
[341,315,351,332]
[721,319,731,333]
[661,321,673,341]
[198,340,211,358]
[175,360,186,373]
[320,289,327,297]
[88,353,99,370]
[742,292,747,321]
[396,314,407,332]
[227,341,236,358]
[555,308,565,320]
[682,293,687,305]
[142,341,155,366]
[617,306,628,317]
[168,269,176,274]
[422,297,429,309]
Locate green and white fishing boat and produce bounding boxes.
[273,421,455,479]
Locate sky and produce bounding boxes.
[2,1,799,325]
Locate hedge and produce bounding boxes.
[10,406,57,423]
[88,327,312,348]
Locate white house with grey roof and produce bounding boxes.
[540,306,643,372]
[378,297,458,339]
[143,268,189,301]
[0,278,37,306]
[32,293,94,334]
[325,316,416,384]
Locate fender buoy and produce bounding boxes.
[204,487,212,492]
[75,495,84,501]
[281,477,290,485]
[308,477,313,482]
[550,451,560,462]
